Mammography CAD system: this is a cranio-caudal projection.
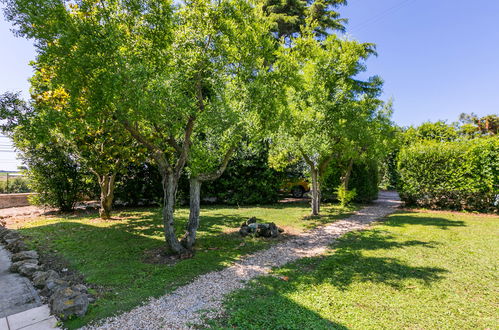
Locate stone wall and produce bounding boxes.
[0,193,35,209]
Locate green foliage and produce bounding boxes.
[202,142,283,205]
[397,137,499,212]
[349,161,379,203]
[0,177,30,193]
[24,145,90,211]
[262,0,347,38]
[113,163,163,207]
[322,160,379,203]
[403,121,458,144]
[213,211,499,329]
[335,186,356,206]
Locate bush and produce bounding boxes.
[114,162,163,206]
[201,142,283,205]
[336,186,356,206]
[0,177,31,193]
[322,160,379,203]
[397,137,499,212]
[113,142,283,207]
[23,146,90,211]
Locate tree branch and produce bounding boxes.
[174,115,196,178]
[121,119,171,172]
[197,145,236,182]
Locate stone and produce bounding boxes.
[2,231,20,243]
[73,284,88,293]
[239,218,283,238]
[9,259,38,273]
[32,270,59,289]
[44,278,69,295]
[12,250,39,262]
[6,239,28,253]
[50,287,89,320]
[18,262,42,277]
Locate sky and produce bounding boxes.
[0,0,498,170]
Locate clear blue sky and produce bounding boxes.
[1,0,498,170]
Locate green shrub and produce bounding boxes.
[202,142,283,205]
[322,160,379,203]
[23,146,90,212]
[114,162,163,206]
[336,186,356,206]
[397,137,499,212]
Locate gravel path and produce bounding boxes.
[85,191,402,330]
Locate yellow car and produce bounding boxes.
[281,178,310,198]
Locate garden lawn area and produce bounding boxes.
[214,210,499,329]
[15,202,355,328]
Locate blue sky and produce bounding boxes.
[1,0,498,170]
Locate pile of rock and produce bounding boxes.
[0,225,90,320]
[239,217,284,238]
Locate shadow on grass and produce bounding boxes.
[215,223,448,329]
[383,212,466,229]
[276,229,447,291]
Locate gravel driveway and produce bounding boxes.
[85,191,402,330]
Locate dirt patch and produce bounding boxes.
[142,246,194,265]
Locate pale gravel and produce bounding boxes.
[83,191,402,330]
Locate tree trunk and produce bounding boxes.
[181,178,202,249]
[342,158,354,191]
[310,167,320,216]
[98,173,116,219]
[160,171,187,255]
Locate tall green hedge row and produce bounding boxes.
[397,137,498,212]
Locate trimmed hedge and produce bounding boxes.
[397,137,499,212]
[322,160,379,203]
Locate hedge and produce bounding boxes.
[322,159,379,203]
[397,137,499,212]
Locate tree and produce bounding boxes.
[28,66,137,219]
[262,0,347,38]
[4,0,279,254]
[269,31,383,215]
[0,93,89,211]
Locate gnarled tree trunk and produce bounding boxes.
[181,147,235,249]
[181,178,202,249]
[160,171,188,255]
[96,173,116,219]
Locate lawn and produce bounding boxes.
[214,210,499,329]
[15,202,356,328]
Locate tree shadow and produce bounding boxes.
[274,229,447,292]
[383,212,466,229]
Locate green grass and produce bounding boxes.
[213,211,499,329]
[17,202,355,328]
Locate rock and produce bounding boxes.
[12,250,39,262]
[3,231,20,243]
[73,284,88,293]
[0,226,8,237]
[45,278,69,295]
[6,239,28,253]
[50,287,89,320]
[9,259,38,272]
[239,218,283,238]
[18,262,42,277]
[32,270,59,289]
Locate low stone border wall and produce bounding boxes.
[0,224,91,320]
[0,194,36,209]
